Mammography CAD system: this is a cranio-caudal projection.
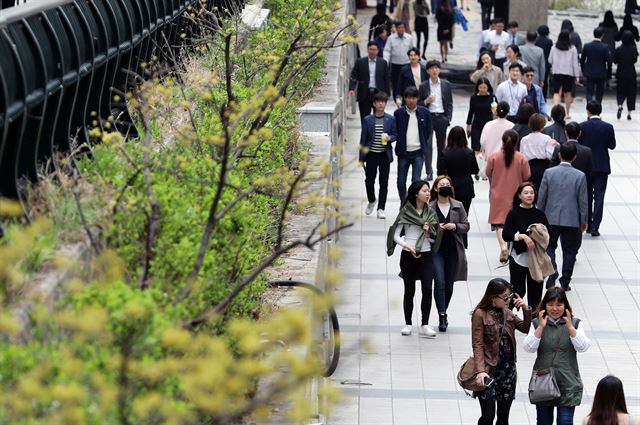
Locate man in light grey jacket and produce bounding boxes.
[519,31,546,89]
[538,142,588,291]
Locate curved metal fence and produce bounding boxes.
[0,0,240,200]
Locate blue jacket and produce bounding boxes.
[393,105,433,158]
[525,83,548,118]
[578,117,616,174]
[581,39,612,79]
[359,113,397,163]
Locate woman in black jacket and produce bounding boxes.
[438,126,479,215]
[616,14,640,42]
[466,77,497,155]
[614,30,638,120]
[502,181,549,311]
[599,11,618,81]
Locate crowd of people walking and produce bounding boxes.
[352,1,634,423]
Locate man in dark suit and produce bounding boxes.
[538,142,588,291]
[579,101,616,236]
[349,41,391,124]
[580,27,612,104]
[550,122,593,177]
[394,86,432,202]
[418,60,452,181]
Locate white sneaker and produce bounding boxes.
[420,325,437,338]
[401,325,412,336]
[377,209,386,219]
[365,202,376,215]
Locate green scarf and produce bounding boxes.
[386,202,442,256]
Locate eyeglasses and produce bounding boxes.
[524,74,534,78]
[497,293,514,302]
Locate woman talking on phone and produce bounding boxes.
[523,287,590,425]
[472,278,532,425]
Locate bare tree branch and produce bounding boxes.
[275,171,305,250]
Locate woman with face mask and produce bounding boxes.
[429,175,469,332]
[523,287,591,425]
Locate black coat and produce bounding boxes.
[396,64,428,102]
[438,147,479,200]
[550,140,593,179]
[580,40,612,79]
[349,56,391,101]
[614,44,639,80]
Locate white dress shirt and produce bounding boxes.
[522,321,591,353]
[520,132,556,160]
[368,58,377,88]
[428,78,445,113]
[495,79,528,116]
[486,30,510,60]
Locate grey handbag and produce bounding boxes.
[528,334,561,404]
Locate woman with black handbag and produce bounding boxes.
[523,287,590,425]
[472,278,532,425]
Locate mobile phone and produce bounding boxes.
[483,376,495,387]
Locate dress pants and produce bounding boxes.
[358,88,375,123]
[587,172,608,232]
[364,152,390,210]
[509,258,543,312]
[480,3,493,30]
[425,114,448,176]
[547,225,582,288]
[397,150,424,203]
[391,63,404,99]
[586,77,605,103]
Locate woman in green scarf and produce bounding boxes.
[387,180,441,337]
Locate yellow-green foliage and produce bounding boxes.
[0,0,352,422]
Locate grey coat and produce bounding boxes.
[429,198,468,281]
[519,43,546,84]
[538,163,588,228]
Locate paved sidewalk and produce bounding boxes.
[329,3,640,424]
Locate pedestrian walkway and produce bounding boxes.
[328,3,640,424]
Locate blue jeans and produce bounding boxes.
[536,405,575,425]
[433,251,457,314]
[397,150,424,203]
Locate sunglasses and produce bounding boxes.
[497,293,514,302]
[524,74,534,78]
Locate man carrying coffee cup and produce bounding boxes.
[359,91,397,219]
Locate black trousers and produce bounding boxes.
[480,3,493,30]
[547,225,582,288]
[586,77,605,104]
[364,152,391,210]
[478,398,513,425]
[400,250,434,326]
[425,114,448,176]
[358,89,375,123]
[509,257,543,312]
[587,172,608,232]
[391,63,404,99]
[616,76,637,111]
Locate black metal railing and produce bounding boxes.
[0,0,241,200]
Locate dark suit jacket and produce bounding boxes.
[578,117,616,174]
[393,105,432,158]
[550,139,593,178]
[359,113,397,163]
[395,64,428,102]
[580,39,612,79]
[349,56,391,102]
[438,147,480,199]
[418,78,453,123]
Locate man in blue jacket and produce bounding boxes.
[394,86,432,203]
[578,101,616,236]
[359,92,397,219]
[580,27,612,103]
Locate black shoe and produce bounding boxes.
[591,230,600,237]
[546,272,559,289]
[438,313,448,332]
[628,114,632,120]
[617,106,623,120]
[426,173,433,181]
[561,284,572,292]
[449,41,453,49]
[474,174,479,181]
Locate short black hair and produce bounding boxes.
[395,20,405,28]
[522,66,535,75]
[426,59,441,70]
[508,21,519,28]
[407,47,420,56]
[560,141,578,161]
[493,18,505,25]
[526,31,537,42]
[537,25,550,36]
[593,27,604,39]
[372,91,388,102]
[404,86,419,98]
[367,40,378,48]
[586,100,602,115]
[565,121,581,139]
[508,62,523,73]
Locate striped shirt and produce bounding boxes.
[370,116,386,153]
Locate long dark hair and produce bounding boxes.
[537,287,572,316]
[512,181,537,209]
[622,14,635,29]
[550,104,566,126]
[516,102,535,125]
[440,0,453,15]
[555,30,572,51]
[586,375,629,425]
[474,77,494,95]
[496,101,510,118]
[560,19,574,33]
[405,180,430,208]
[601,10,617,29]
[502,129,518,168]
[476,51,493,70]
[474,278,513,312]
[445,125,468,150]
[430,175,455,200]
